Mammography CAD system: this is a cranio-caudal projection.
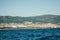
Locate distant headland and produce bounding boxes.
[0,15,60,29]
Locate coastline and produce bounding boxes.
[0,23,60,28]
[0,27,60,30]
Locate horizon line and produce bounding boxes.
[0,14,60,17]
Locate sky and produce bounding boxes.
[0,0,60,17]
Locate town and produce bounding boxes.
[0,22,60,28]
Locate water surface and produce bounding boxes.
[0,28,60,40]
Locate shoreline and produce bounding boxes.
[0,23,60,28]
[0,27,60,30]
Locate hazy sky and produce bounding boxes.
[0,0,60,17]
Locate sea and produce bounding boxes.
[0,28,60,40]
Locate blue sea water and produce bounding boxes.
[0,28,60,40]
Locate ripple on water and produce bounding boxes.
[0,28,60,40]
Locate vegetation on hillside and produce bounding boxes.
[0,15,60,24]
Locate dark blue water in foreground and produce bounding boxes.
[0,28,60,40]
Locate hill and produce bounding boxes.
[0,15,60,24]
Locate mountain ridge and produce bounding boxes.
[0,15,60,24]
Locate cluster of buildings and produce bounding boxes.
[0,22,60,28]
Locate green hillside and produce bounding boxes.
[0,15,60,24]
